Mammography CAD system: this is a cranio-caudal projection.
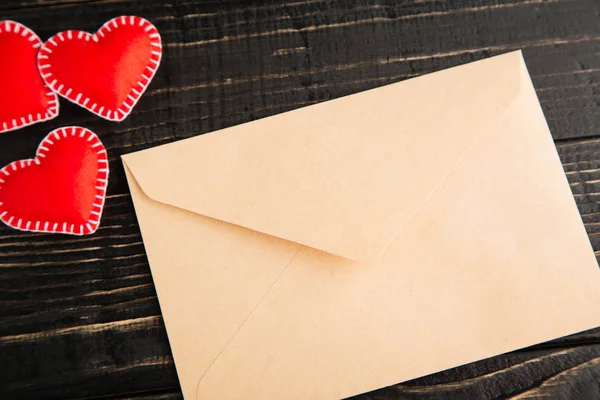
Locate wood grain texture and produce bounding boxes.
[1,0,600,399]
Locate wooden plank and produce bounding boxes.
[0,315,179,399]
[0,0,125,10]
[1,0,600,399]
[0,0,599,150]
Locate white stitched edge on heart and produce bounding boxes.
[0,126,109,236]
[37,15,162,122]
[0,20,60,134]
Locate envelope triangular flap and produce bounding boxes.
[123,51,525,261]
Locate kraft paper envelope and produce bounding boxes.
[122,51,600,400]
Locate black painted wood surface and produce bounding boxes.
[1,0,600,399]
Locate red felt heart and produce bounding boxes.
[0,127,108,235]
[37,16,161,121]
[0,21,59,133]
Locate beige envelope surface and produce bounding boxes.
[123,51,600,400]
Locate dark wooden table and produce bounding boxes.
[2,0,600,399]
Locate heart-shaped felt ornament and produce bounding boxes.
[0,21,59,133]
[37,16,161,121]
[0,127,108,235]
